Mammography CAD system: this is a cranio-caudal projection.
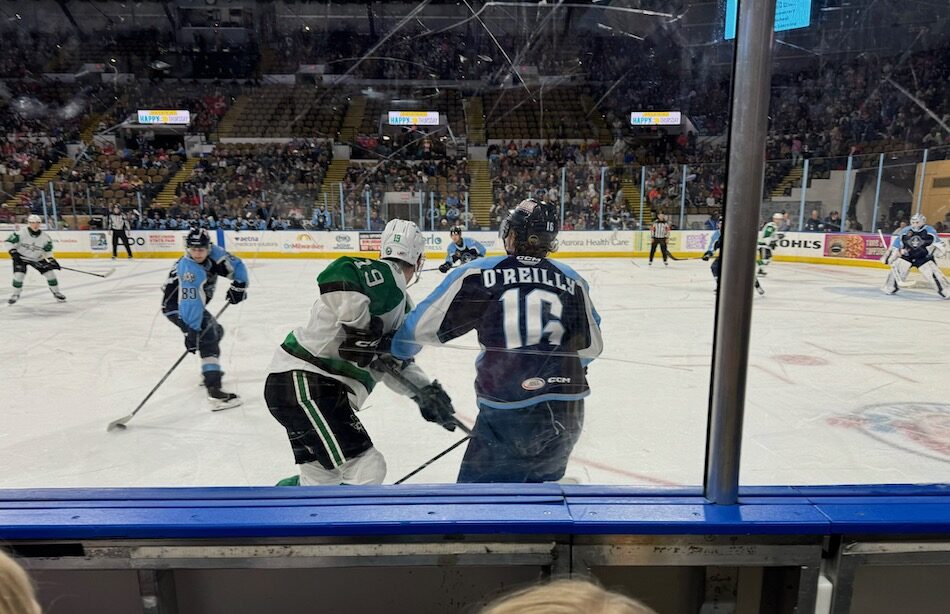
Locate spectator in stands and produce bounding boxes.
[824,210,842,232]
[804,210,824,232]
[0,548,42,614]
[479,579,656,614]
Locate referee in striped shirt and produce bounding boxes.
[108,206,133,260]
[649,213,672,265]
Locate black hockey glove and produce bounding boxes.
[413,381,456,432]
[45,257,61,270]
[438,262,452,274]
[226,281,247,304]
[184,329,200,354]
[8,249,23,265]
[339,316,384,367]
[701,253,711,261]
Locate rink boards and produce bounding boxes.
[3,228,949,272]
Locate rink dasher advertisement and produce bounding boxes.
[10,230,947,273]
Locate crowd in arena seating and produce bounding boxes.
[172,140,330,224]
[335,158,471,231]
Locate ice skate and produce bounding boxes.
[51,290,66,302]
[207,387,242,411]
[8,292,20,305]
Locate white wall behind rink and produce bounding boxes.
[11,230,950,273]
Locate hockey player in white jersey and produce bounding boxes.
[881,214,948,298]
[5,215,66,304]
[756,213,784,276]
[264,219,458,486]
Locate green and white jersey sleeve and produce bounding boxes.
[5,230,54,262]
[758,222,778,246]
[267,257,415,408]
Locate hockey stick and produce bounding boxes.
[107,302,231,431]
[394,436,470,484]
[371,356,472,435]
[60,265,115,278]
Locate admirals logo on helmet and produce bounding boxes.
[183,271,195,282]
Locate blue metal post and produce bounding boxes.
[339,183,346,229]
[598,166,606,230]
[639,165,646,229]
[41,191,48,227]
[797,158,809,231]
[365,190,371,230]
[464,191,469,228]
[49,182,58,230]
[679,164,688,229]
[840,155,853,231]
[915,148,929,215]
[871,153,884,232]
[560,166,566,229]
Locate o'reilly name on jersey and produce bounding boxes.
[482,267,577,295]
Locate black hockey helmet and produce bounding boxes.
[500,198,559,257]
[186,228,211,249]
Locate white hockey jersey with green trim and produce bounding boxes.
[4,229,54,262]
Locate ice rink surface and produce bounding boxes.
[1,256,947,488]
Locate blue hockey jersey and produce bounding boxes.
[161,244,248,330]
[445,237,486,264]
[391,255,603,409]
[892,225,942,265]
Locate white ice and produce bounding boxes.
[1,257,947,488]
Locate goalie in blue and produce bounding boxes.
[438,226,486,273]
[881,214,948,299]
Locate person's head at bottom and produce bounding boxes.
[480,578,657,614]
[0,549,42,614]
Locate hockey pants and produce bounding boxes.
[112,229,133,258]
[11,258,60,292]
[166,310,225,388]
[457,400,584,483]
[649,238,671,263]
[264,370,381,483]
[757,245,774,267]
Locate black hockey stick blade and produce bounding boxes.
[61,265,115,278]
[394,435,470,484]
[107,303,230,431]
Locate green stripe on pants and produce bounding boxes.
[294,371,344,467]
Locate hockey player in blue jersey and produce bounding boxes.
[438,226,486,273]
[882,214,948,298]
[702,219,764,295]
[391,198,603,483]
[162,228,250,409]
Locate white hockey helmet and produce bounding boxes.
[380,219,426,270]
[910,213,926,230]
[27,214,42,224]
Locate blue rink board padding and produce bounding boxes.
[0,484,949,540]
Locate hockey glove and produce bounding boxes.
[339,316,384,367]
[184,329,200,354]
[45,257,61,270]
[413,380,456,432]
[226,281,247,304]
[8,249,23,265]
[701,253,711,261]
[438,262,452,274]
